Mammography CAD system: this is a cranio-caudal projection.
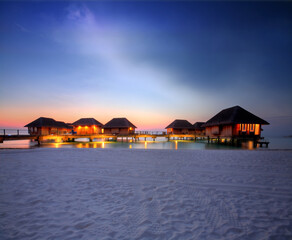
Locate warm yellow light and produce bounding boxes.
[175,140,178,150]
[102,142,105,148]
[85,126,88,128]
[129,144,132,149]
[248,141,253,150]
[129,127,133,130]
[144,141,148,149]
[78,126,81,128]
[55,143,60,148]
[101,129,104,134]
[255,124,260,135]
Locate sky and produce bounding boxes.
[0,1,292,136]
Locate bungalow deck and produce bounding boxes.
[0,129,204,145]
[0,129,267,147]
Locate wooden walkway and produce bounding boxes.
[0,130,204,144]
[0,129,268,147]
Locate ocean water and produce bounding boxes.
[1,137,291,150]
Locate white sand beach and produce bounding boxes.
[0,149,292,240]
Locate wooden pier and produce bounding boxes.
[206,136,270,148]
[0,129,205,145]
[257,141,270,148]
[0,129,268,148]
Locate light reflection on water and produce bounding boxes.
[1,138,291,150]
[0,139,239,150]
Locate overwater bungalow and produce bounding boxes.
[165,120,194,134]
[25,117,72,135]
[202,106,269,139]
[193,122,205,135]
[104,118,136,135]
[71,118,103,135]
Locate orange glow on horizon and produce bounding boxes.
[0,105,201,131]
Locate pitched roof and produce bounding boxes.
[56,121,73,129]
[193,122,205,130]
[203,106,269,127]
[104,118,137,128]
[72,118,103,127]
[24,117,71,128]
[165,120,194,129]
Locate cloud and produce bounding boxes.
[51,4,203,110]
[15,23,29,33]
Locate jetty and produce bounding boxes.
[0,129,204,145]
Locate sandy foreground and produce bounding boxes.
[0,149,291,240]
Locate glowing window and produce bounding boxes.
[242,124,247,132]
[250,124,255,132]
[255,124,260,135]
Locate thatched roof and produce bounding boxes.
[24,117,71,129]
[104,118,137,128]
[72,118,103,127]
[193,122,205,130]
[165,120,194,129]
[203,106,269,127]
[56,121,73,129]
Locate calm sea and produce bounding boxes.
[1,137,291,150]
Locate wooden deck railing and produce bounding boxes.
[0,129,169,137]
[135,131,167,135]
[0,129,29,136]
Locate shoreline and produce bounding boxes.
[1,147,292,151]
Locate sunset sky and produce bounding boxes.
[0,1,291,136]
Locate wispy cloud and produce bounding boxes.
[15,23,30,33]
[51,4,202,110]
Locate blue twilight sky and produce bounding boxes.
[0,1,291,136]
